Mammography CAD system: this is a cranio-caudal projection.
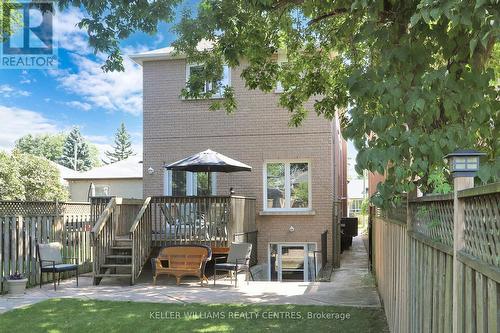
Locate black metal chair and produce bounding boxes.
[214,242,254,287]
[37,242,79,291]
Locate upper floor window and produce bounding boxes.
[264,161,311,211]
[185,64,230,98]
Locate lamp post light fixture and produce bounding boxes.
[147,166,155,175]
[444,149,486,178]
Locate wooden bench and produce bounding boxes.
[152,245,211,286]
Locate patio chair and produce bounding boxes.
[37,242,79,291]
[214,242,254,287]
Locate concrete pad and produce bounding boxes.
[0,236,380,313]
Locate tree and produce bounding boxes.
[13,152,69,201]
[0,151,24,200]
[15,133,66,162]
[104,122,135,164]
[0,151,68,201]
[60,127,93,171]
[61,1,499,206]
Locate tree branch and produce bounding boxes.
[308,8,348,26]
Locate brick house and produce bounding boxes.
[131,46,348,282]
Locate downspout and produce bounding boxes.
[331,115,341,268]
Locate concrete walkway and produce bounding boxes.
[0,236,380,313]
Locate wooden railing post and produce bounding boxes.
[452,176,474,333]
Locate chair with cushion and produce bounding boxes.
[151,244,212,286]
[37,242,79,291]
[214,242,253,287]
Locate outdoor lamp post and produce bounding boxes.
[445,149,485,327]
[444,149,486,177]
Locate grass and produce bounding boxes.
[0,298,389,333]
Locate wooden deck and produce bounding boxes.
[91,195,257,285]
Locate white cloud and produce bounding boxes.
[0,84,31,98]
[0,105,59,151]
[54,7,91,55]
[62,100,92,111]
[53,54,143,115]
[50,7,145,116]
[85,135,109,144]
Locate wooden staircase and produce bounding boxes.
[93,237,133,284]
[91,197,152,285]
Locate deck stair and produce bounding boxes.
[93,237,133,284]
[91,198,152,285]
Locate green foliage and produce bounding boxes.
[0,151,24,200]
[13,152,69,201]
[0,0,23,42]
[360,197,370,216]
[427,169,452,194]
[60,127,94,171]
[67,0,499,207]
[15,133,66,162]
[104,122,135,164]
[0,151,68,201]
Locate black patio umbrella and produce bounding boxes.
[165,149,252,173]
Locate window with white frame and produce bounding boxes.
[185,64,230,97]
[264,161,311,210]
[164,170,217,196]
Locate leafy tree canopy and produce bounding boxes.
[15,133,66,162]
[63,0,499,206]
[0,151,24,200]
[104,122,135,164]
[0,151,68,201]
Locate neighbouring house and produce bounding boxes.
[130,45,348,282]
[50,161,79,188]
[63,156,143,202]
[347,178,367,217]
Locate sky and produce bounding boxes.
[0,1,198,160]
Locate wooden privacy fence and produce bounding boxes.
[371,182,500,333]
[0,201,94,291]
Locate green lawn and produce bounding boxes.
[0,298,388,333]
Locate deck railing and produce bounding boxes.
[130,197,152,284]
[149,196,256,247]
[91,197,116,284]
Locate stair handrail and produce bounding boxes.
[130,197,152,284]
[91,197,117,284]
[92,197,117,235]
[129,197,151,234]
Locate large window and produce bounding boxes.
[164,170,217,196]
[186,64,230,97]
[264,161,311,211]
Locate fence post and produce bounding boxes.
[406,189,416,333]
[452,176,474,333]
[54,200,64,243]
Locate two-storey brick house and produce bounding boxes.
[131,45,347,282]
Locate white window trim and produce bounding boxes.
[164,169,217,196]
[263,160,312,212]
[185,63,231,99]
[267,242,318,282]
